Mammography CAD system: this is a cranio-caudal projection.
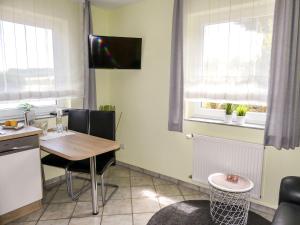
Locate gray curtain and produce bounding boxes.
[168,0,184,132]
[264,0,300,149]
[83,0,97,110]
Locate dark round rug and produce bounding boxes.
[147,200,271,225]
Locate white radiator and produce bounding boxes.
[192,135,264,198]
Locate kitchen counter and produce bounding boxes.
[0,126,42,142]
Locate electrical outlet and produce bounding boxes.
[120,143,125,149]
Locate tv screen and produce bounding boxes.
[88,35,142,69]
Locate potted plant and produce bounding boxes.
[224,103,234,123]
[99,105,115,111]
[18,103,35,126]
[235,105,248,125]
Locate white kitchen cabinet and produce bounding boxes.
[0,135,42,216]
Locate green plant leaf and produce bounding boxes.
[99,104,115,111]
[225,103,234,115]
[236,105,248,116]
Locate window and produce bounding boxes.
[0,0,83,119]
[0,21,55,100]
[184,0,275,126]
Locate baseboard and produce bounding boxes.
[116,160,275,216]
[0,200,42,225]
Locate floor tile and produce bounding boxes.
[155,185,181,196]
[43,188,58,204]
[59,179,86,191]
[15,205,47,222]
[107,187,131,200]
[101,214,132,225]
[132,198,160,213]
[158,195,184,208]
[133,213,154,225]
[106,177,130,187]
[159,175,178,184]
[69,217,101,225]
[103,199,132,215]
[40,203,76,220]
[131,186,157,199]
[78,188,102,202]
[183,193,210,201]
[131,176,153,186]
[72,202,102,218]
[32,167,278,225]
[51,190,73,203]
[107,166,130,178]
[36,219,69,225]
[178,186,200,195]
[8,222,37,225]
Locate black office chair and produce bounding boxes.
[41,109,89,190]
[66,110,118,205]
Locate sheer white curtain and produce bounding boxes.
[0,0,84,102]
[184,0,275,105]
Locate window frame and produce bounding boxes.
[183,1,274,127]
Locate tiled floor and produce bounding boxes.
[9,165,273,225]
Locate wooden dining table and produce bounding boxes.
[39,131,120,215]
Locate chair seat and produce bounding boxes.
[272,202,300,225]
[41,154,71,169]
[68,153,115,175]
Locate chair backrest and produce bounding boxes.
[68,109,89,134]
[89,110,116,163]
[279,176,300,205]
[89,110,115,141]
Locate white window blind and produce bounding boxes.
[184,0,275,106]
[0,0,84,102]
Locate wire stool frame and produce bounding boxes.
[209,185,251,225]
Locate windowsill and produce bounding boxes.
[0,114,65,123]
[185,117,265,130]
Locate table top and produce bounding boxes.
[40,131,120,161]
[0,126,42,141]
[208,173,254,193]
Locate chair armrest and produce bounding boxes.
[279,176,300,205]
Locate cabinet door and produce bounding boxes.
[0,148,42,215]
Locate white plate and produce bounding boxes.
[2,122,24,130]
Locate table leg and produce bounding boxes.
[90,156,98,215]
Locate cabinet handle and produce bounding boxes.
[11,145,33,150]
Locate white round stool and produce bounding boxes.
[208,173,254,225]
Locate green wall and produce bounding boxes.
[92,0,300,209]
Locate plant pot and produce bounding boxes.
[236,116,246,125]
[24,110,35,126]
[224,114,233,123]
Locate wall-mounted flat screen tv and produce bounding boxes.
[88,35,142,69]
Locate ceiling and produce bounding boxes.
[91,0,142,8]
